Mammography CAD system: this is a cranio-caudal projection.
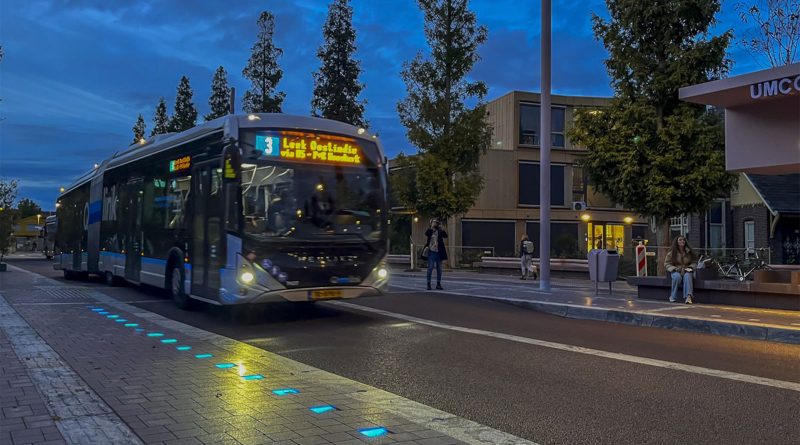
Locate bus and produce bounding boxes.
[43,215,57,259]
[55,114,390,309]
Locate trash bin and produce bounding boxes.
[588,249,621,294]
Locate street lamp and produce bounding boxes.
[539,0,552,291]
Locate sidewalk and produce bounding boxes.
[389,269,800,345]
[0,265,533,445]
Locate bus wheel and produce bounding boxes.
[169,265,193,310]
[104,271,117,287]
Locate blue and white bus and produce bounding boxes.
[55,114,390,309]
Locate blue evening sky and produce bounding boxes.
[0,0,764,209]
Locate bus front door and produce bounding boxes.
[190,164,224,301]
[124,178,143,281]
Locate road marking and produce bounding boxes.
[331,301,800,394]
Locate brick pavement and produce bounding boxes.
[0,266,533,445]
[0,329,66,445]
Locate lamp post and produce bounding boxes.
[539,0,552,291]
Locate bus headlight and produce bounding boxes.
[377,268,388,279]
[240,271,255,284]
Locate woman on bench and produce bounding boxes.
[665,235,697,304]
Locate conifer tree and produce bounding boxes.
[242,11,285,113]
[568,0,735,246]
[132,114,146,143]
[311,0,367,126]
[394,0,492,221]
[205,66,231,121]
[151,98,170,136]
[169,76,198,132]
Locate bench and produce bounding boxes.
[627,271,800,311]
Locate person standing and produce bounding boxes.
[519,234,535,280]
[424,218,448,290]
[665,235,697,304]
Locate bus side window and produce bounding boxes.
[167,176,190,230]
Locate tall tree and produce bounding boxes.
[395,0,492,221]
[132,114,146,143]
[16,198,42,219]
[0,179,18,261]
[205,66,231,121]
[151,98,170,136]
[568,0,735,247]
[311,0,367,126]
[169,76,198,132]
[242,11,286,113]
[737,0,800,66]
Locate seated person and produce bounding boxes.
[665,235,697,304]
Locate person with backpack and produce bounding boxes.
[519,234,536,280]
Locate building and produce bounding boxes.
[392,91,650,266]
[12,214,46,251]
[679,63,800,264]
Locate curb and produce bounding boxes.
[501,299,800,346]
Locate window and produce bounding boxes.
[669,215,689,240]
[526,222,581,258]
[744,221,755,255]
[166,176,190,230]
[519,104,565,147]
[707,199,725,255]
[518,163,565,206]
[461,220,516,257]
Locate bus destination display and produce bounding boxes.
[255,132,362,165]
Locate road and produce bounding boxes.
[8,258,800,445]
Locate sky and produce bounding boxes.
[0,0,767,210]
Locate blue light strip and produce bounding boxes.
[215,363,235,369]
[243,374,264,380]
[98,311,109,315]
[358,427,388,438]
[147,332,164,337]
[195,353,213,359]
[176,346,192,351]
[106,315,119,319]
[272,388,299,396]
[124,323,138,327]
[161,339,177,344]
[91,308,104,312]
[310,405,336,414]
[115,319,128,323]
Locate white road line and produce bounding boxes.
[331,301,800,394]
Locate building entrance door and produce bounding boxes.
[587,223,625,253]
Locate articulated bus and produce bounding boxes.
[55,114,390,308]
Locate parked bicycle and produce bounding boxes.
[699,248,773,281]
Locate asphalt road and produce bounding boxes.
[9,259,800,445]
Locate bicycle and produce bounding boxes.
[739,248,774,281]
[699,254,744,280]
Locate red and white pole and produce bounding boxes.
[635,241,647,277]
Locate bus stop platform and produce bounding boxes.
[388,269,800,345]
[0,265,529,445]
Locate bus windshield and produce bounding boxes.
[241,161,385,243]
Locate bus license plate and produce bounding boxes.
[310,290,342,300]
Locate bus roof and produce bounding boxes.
[58,114,384,197]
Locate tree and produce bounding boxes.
[736,0,800,66]
[568,0,736,248]
[0,179,18,262]
[132,114,146,143]
[205,66,231,121]
[395,0,492,221]
[16,198,41,219]
[151,98,170,136]
[169,76,198,132]
[242,11,286,113]
[311,0,367,126]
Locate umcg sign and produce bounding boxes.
[750,75,800,99]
